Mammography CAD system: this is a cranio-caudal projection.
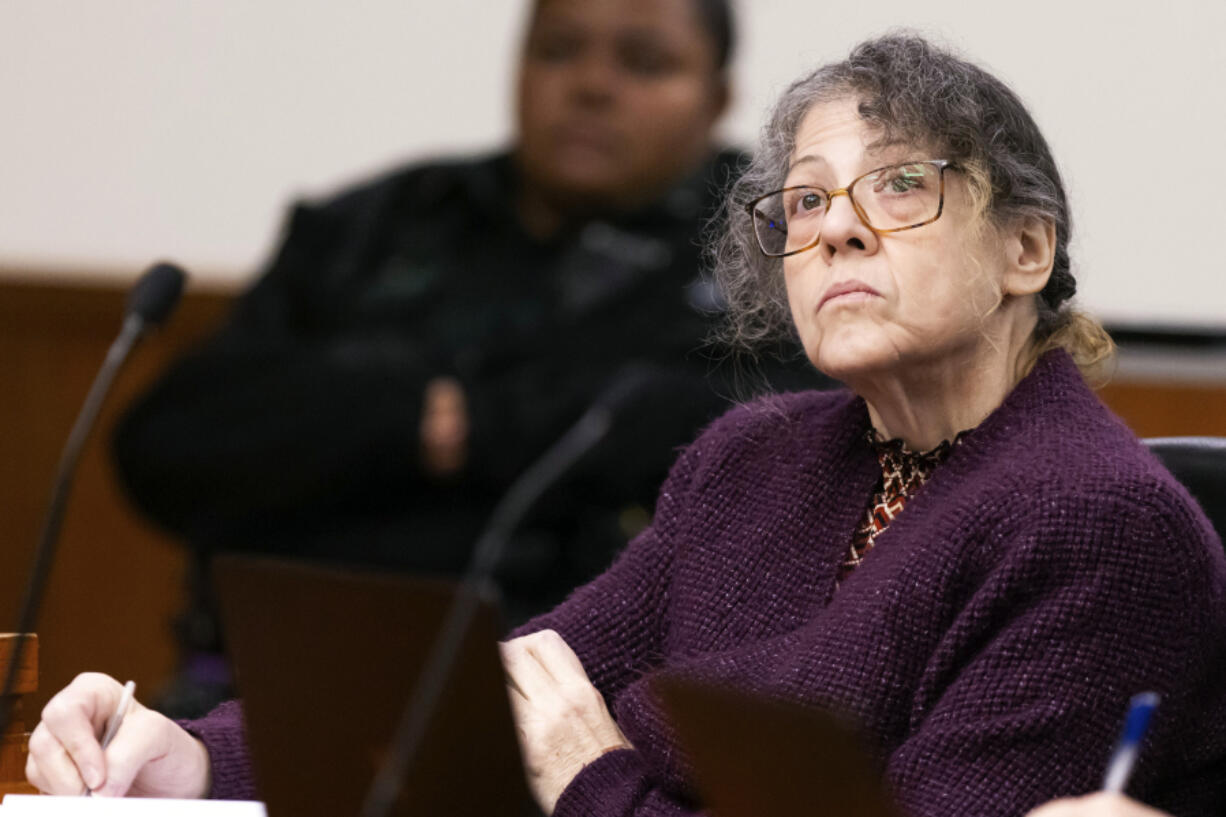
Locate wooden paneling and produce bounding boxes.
[0,278,232,715]
[0,635,39,696]
[0,634,38,795]
[1097,380,1226,438]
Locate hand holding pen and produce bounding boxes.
[1025,692,1167,817]
[85,680,136,796]
[24,672,212,798]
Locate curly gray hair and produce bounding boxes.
[712,33,1109,372]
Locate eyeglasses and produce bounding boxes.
[745,159,957,258]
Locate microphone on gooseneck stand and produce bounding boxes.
[359,365,666,817]
[0,262,187,736]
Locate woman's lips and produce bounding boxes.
[819,280,882,310]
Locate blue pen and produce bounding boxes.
[1102,691,1160,793]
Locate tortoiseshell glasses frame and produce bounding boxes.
[744,159,959,258]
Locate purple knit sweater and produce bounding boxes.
[187,351,1226,816]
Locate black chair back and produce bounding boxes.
[1143,437,1226,542]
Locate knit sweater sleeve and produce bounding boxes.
[509,408,717,699]
[178,700,259,800]
[884,482,1226,817]
[509,408,752,817]
[552,750,702,817]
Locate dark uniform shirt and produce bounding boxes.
[113,150,817,628]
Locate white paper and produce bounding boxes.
[0,795,266,816]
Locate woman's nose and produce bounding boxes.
[820,191,878,262]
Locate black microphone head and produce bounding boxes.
[127,262,187,327]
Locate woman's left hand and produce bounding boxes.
[500,630,632,814]
[1025,793,1171,817]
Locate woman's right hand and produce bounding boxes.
[26,672,211,798]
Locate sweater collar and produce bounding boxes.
[844,347,1088,474]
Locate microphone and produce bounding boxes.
[127,261,187,328]
[359,365,664,817]
[471,364,665,581]
[0,262,188,735]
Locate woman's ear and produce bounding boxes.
[1002,215,1056,296]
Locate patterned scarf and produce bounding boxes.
[838,429,962,582]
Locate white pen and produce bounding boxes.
[84,680,136,796]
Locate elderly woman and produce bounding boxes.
[498,34,1226,817]
[25,34,1226,817]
